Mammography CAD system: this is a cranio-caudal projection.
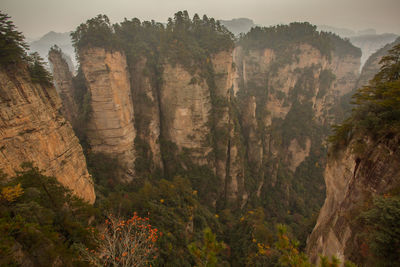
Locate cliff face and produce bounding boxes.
[306,135,400,264]
[48,48,78,123]
[129,58,163,173]
[306,38,400,266]
[158,50,245,206]
[66,41,360,210]
[0,67,95,203]
[234,44,360,203]
[212,50,246,206]
[80,47,136,181]
[160,63,213,166]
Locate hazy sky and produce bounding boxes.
[2,0,400,39]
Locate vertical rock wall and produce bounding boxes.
[0,67,95,203]
[80,47,136,181]
[306,136,400,265]
[130,58,163,172]
[48,49,78,124]
[160,63,213,166]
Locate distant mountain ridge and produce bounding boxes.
[349,33,398,68]
[29,31,76,69]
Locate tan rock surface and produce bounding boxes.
[0,67,95,203]
[130,58,163,171]
[307,136,400,265]
[160,63,212,165]
[80,47,136,180]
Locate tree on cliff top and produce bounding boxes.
[70,11,234,72]
[71,14,116,57]
[0,11,28,67]
[329,43,400,148]
[239,22,360,59]
[0,12,53,85]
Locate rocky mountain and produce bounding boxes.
[306,42,400,266]
[29,31,76,70]
[0,63,95,203]
[48,46,78,123]
[8,10,400,265]
[231,24,361,241]
[80,47,137,181]
[51,17,362,245]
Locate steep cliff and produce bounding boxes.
[235,45,359,191]
[61,14,379,265]
[233,23,361,241]
[158,49,245,207]
[160,63,213,166]
[80,47,136,181]
[307,43,400,266]
[212,50,246,206]
[67,20,363,220]
[307,135,400,265]
[0,66,95,203]
[129,58,163,174]
[48,46,78,123]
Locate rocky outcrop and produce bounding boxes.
[129,58,163,172]
[212,50,245,206]
[306,135,400,265]
[307,39,400,266]
[235,43,360,185]
[80,47,136,181]
[48,48,78,123]
[160,63,213,166]
[0,66,95,203]
[68,34,360,211]
[229,41,362,226]
[306,145,356,263]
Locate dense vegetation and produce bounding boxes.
[330,43,400,150]
[0,11,28,67]
[68,12,357,266]
[326,42,400,266]
[0,164,96,266]
[0,163,351,266]
[0,11,53,86]
[2,10,386,266]
[357,195,400,266]
[71,11,234,73]
[239,22,361,59]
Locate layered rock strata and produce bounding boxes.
[80,47,136,181]
[0,67,95,203]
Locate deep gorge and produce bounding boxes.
[1,10,399,266]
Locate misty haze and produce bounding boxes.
[0,1,399,266]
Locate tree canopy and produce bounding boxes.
[330,43,400,148]
[0,11,28,67]
[239,22,360,59]
[70,11,234,72]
